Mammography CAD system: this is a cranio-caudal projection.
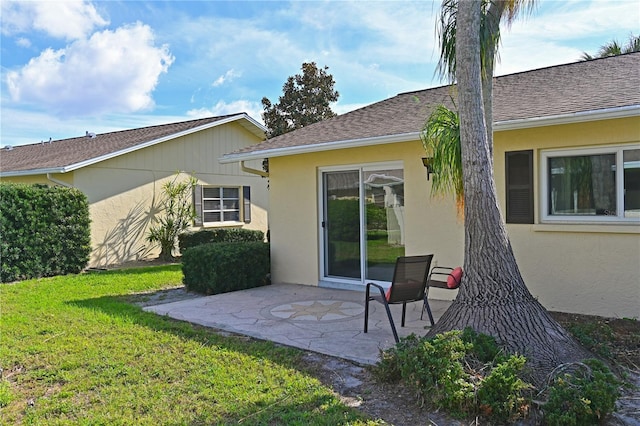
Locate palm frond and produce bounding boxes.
[421,104,464,215]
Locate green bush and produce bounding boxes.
[379,331,475,417]
[373,329,532,422]
[477,355,531,423]
[544,359,619,425]
[374,330,621,424]
[178,228,264,252]
[181,242,270,294]
[461,326,508,364]
[0,183,91,282]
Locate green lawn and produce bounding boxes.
[0,266,376,425]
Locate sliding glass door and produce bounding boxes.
[322,164,405,284]
[324,170,361,279]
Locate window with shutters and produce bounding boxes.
[541,145,640,223]
[193,185,251,226]
[505,150,534,224]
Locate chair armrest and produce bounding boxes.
[427,266,461,289]
[366,282,386,296]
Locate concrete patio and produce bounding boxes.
[144,283,452,365]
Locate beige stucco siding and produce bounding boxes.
[5,122,268,268]
[494,117,640,318]
[270,117,639,318]
[268,141,464,295]
[77,122,268,267]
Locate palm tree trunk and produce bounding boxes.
[428,0,592,386]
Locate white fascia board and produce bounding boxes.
[219,132,421,163]
[494,105,640,131]
[0,167,66,177]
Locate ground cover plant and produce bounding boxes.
[372,324,633,424]
[0,265,376,425]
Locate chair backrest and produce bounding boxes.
[386,255,434,303]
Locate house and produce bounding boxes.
[221,53,640,319]
[1,114,269,267]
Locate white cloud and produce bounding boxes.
[16,37,31,48]
[213,69,241,87]
[187,100,264,124]
[6,22,174,116]
[496,0,640,74]
[1,0,108,40]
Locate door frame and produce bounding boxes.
[318,161,404,290]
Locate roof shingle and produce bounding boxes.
[1,114,262,174]
[226,53,640,159]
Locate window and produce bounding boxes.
[193,185,251,225]
[541,145,640,222]
[505,150,534,224]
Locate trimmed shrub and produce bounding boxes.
[477,355,531,423]
[373,329,533,422]
[178,228,264,252]
[544,359,619,425]
[0,183,91,282]
[182,241,269,294]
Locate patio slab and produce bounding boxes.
[144,283,452,365]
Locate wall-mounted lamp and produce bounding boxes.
[422,157,434,180]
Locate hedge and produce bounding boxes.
[0,183,91,282]
[182,241,270,295]
[178,228,264,252]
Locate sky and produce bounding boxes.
[1,0,639,148]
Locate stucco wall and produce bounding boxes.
[77,122,269,267]
[494,117,640,318]
[269,117,639,318]
[268,141,464,298]
[5,122,269,268]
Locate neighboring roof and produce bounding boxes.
[1,113,266,176]
[221,53,640,163]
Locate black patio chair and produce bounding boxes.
[421,266,463,326]
[364,255,434,343]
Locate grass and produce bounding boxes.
[0,266,376,425]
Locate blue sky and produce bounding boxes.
[1,0,639,147]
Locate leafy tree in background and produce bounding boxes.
[261,62,339,139]
[581,34,640,60]
[429,0,592,387]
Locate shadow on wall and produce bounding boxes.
[93,197,163,268]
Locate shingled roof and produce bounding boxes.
[221,52,640,163]
[1,113,266,176]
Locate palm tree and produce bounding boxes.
[436,0,535,154]
[581,34,640,60]
[421,104,464,215]
[429,0,592,386]
[423,0,535,213]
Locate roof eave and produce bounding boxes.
[219,132,420,164]
[494,105,640,131]
[0,167,67,178]
[65,113,266,172]
[220,105,640,163]
[2,114,267,177]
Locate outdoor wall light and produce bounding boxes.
[422,157,434,180]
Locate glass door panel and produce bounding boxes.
[364,169,405,281]
[324,171,361,279]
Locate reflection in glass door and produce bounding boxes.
[364,169,405,282]
[324,171,361,279]
[323,166,405,284]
